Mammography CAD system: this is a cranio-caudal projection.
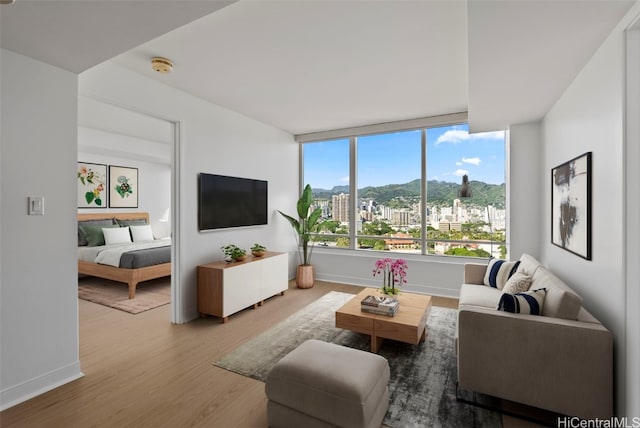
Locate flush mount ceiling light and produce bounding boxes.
[0,0,16,5]
[151,57,173,74]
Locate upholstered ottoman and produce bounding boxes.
[265,339,390,428]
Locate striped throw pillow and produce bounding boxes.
[484,259,521,289]
[497,288,547,315]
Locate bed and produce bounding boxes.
[78,212,171,299]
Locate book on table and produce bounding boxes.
[361,295,399,316]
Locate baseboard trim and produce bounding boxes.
[1,362,84,411]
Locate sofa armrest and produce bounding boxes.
[463,263,487,285]
[457,307,612,419]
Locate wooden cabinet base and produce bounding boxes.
[197,252,288,322]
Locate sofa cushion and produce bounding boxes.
[497,288,547,315]
[502,272,532,295]
[517,253,542,276]
[459,283,503,309]
[484,259,520,289]
[530,267,583,320]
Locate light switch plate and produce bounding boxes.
[28,196,44,215]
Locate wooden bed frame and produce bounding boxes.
[78,212,171,299]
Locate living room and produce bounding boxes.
[1,0,639,425]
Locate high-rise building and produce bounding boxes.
[332,193,349,223]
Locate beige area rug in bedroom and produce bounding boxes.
[78,276,170,314]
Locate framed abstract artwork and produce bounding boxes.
[551,152,592,260]
[109,165,138,208]
[77,162,107,208]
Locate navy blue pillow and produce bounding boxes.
[497,289,547,315]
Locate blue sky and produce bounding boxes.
[303,124,506,189]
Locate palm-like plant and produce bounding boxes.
[278,184,323,266]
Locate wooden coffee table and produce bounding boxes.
[335,288,432,352]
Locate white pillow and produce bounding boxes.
[502,272,532,295]
[130,224,155,242]
[103,226,132,245]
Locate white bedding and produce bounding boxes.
[77,239,171,267]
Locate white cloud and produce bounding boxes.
[462,157,481,166]
[455,161,463,166]
[454,169,468,177]
[436,129,505,145]
[340,176,349,182]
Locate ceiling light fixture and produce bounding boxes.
[151,57,173,74]
[0,0,16,5]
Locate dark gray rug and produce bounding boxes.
[214,291,502,427]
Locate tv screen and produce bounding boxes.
[198,173,268,231]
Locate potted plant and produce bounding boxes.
[251,243,267,257]
[278,184,322,288]
[221,244,247,262]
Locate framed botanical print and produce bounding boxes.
[109,165,138,208]
[551,152,592,260]
[77,162,107,208]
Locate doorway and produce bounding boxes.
[77,95,180,322]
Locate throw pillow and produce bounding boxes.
[79,224,119,247]
[502,272,532,295]
[78,218,115,246]
[484,259,521,289]
[103,226,132,245]
[130,224,155,242]
[497,288,547,315]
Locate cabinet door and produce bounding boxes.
[223,262,261,317]
[260,253,288,299]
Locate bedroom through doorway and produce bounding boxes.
[77,95,178,321]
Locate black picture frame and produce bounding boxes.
[109,165,138,208]
[551,152,592,260]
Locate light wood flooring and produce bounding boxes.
[0,280,537,428]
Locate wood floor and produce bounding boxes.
[1,281,463,428]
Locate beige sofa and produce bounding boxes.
[456,253,613,420]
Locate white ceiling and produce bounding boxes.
[1,0,636,135]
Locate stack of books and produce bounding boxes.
[361,295,399,317]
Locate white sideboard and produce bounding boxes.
[197,251,288,322]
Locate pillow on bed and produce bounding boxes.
[103,226,132,245]
[80,224,119,247]
[130,224,155,242]
[116,219,148,227]
[78,219,115,246]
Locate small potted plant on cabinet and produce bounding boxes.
[221,244,247,262]
[251,243,267,257]
[278,184,322,288]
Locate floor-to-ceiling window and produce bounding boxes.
[300,115,507,259]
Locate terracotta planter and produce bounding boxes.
[296,264,314,289]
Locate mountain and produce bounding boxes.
[312,179,505,208]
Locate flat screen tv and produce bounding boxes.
[198,173,268,231]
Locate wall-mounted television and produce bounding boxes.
[198,173,268,231]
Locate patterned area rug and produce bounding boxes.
[78,276,170,314]
[214,291,502,427]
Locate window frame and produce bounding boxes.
[297,112,508,259]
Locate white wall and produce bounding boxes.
[541,3,640,416]
[1,49,83,409]
[624,23,640,418]
[78,128,172,238]
[79,62,298,322]
[508,122,542,260]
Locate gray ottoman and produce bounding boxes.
[265,339,390,428]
